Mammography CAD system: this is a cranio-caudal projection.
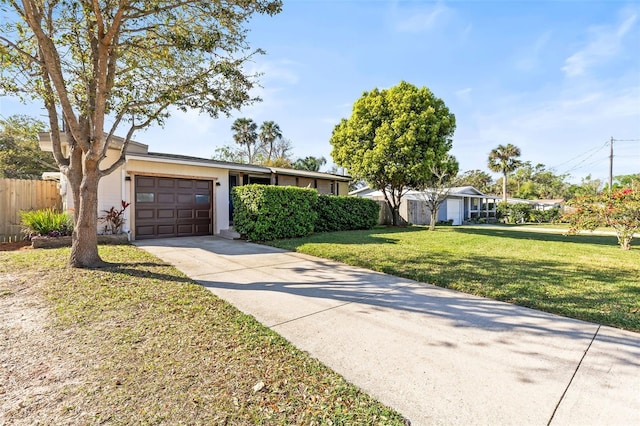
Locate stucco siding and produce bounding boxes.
[337,182,349,196]
[297,177,315,188]
[316,179,332,195]
[278,175,297,187]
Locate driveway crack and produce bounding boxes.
[547,324,601,425]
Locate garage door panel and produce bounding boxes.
[195,209,210,219]
[137,176,155,188]
[157,193,175,203]
[136,209,154,219]
[157,226,176,237]
[136,225,155,236]
[157,209,174,219]
[176,193,193,204]
[177,224,194,234]
[135,176,212,240]
[195,194,210,205]
[158,178,176,188]
[177,209,193,219]
[195,224,210,233]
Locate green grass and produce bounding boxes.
[268,226,640,332]
[0,245,406,425]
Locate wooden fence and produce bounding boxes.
[0,178,62,242]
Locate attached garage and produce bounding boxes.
[39,133,352,240]
[134,176,213,240]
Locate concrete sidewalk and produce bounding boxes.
[135,236,640,426]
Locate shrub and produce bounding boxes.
[530,207,561,223]
[315,195,380,232]
[233,185,318,241]
[565,188,640,250]
[497,202,532,224]
[20,208,73,238]
[99,200,131,234]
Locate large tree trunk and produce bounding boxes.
[429,208,438,231]
[68,162,104,268]
[388,202,402,226]
[618,233,632,250]
[502,173,508,202]
[67,143,83,224]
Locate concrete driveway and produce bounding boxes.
[135,236,640,426]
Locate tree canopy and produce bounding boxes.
[259,121,283,163]
[454,169,493,194]
[488,143,522,202]
[215,119,291,166]
[330,81,456,225]
[293,156,326,172]
[231,118,259,163]
[417,155,459,230]
[566,188,640,250]
[0,115,57,179]
[0,0,281,267]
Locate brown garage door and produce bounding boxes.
[134,176,213,240]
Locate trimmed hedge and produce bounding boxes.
[232,185,318,241]
[315,195,380,232]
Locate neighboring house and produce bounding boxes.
[530,199,564,211]
[351,186,499,225]
[504,197,564,211]
[38,133,350,240]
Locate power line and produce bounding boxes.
[549,141,608,170]
[557,142,609,175]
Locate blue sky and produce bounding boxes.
[2,0,639,182]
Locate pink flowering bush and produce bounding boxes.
[565,188,640,250]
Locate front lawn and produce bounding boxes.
[268,226,640,332]
[0,245,406,425]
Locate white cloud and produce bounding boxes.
[456,79,640,181]
[393,1,452,33]
[246,59,302,86]
[515,30,553,72]
[562,9,638,77]
[455,87,472,103]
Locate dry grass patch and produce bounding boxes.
[0,245,407,425]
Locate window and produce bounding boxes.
[136,192,154,203]
[195,194,210,204]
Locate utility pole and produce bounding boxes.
[609,136,614,190]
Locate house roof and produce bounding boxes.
[39,132,350,182]
[350,185,498,199]
[133,152,271,174]
[271,167,350,181]
[38,132,149,154]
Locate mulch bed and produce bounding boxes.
[0,241,32,252]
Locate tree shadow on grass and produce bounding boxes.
[198,253,640,367]
[100,261,194,284]
[455,227,620,247]
[273,226,428,248]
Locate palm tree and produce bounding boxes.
[488,143,522,202]
[259,121,282,162]
[231,118,258,163]
[293,156,326,172]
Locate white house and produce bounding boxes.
[39,133,350,240]
[351,186,499,225]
